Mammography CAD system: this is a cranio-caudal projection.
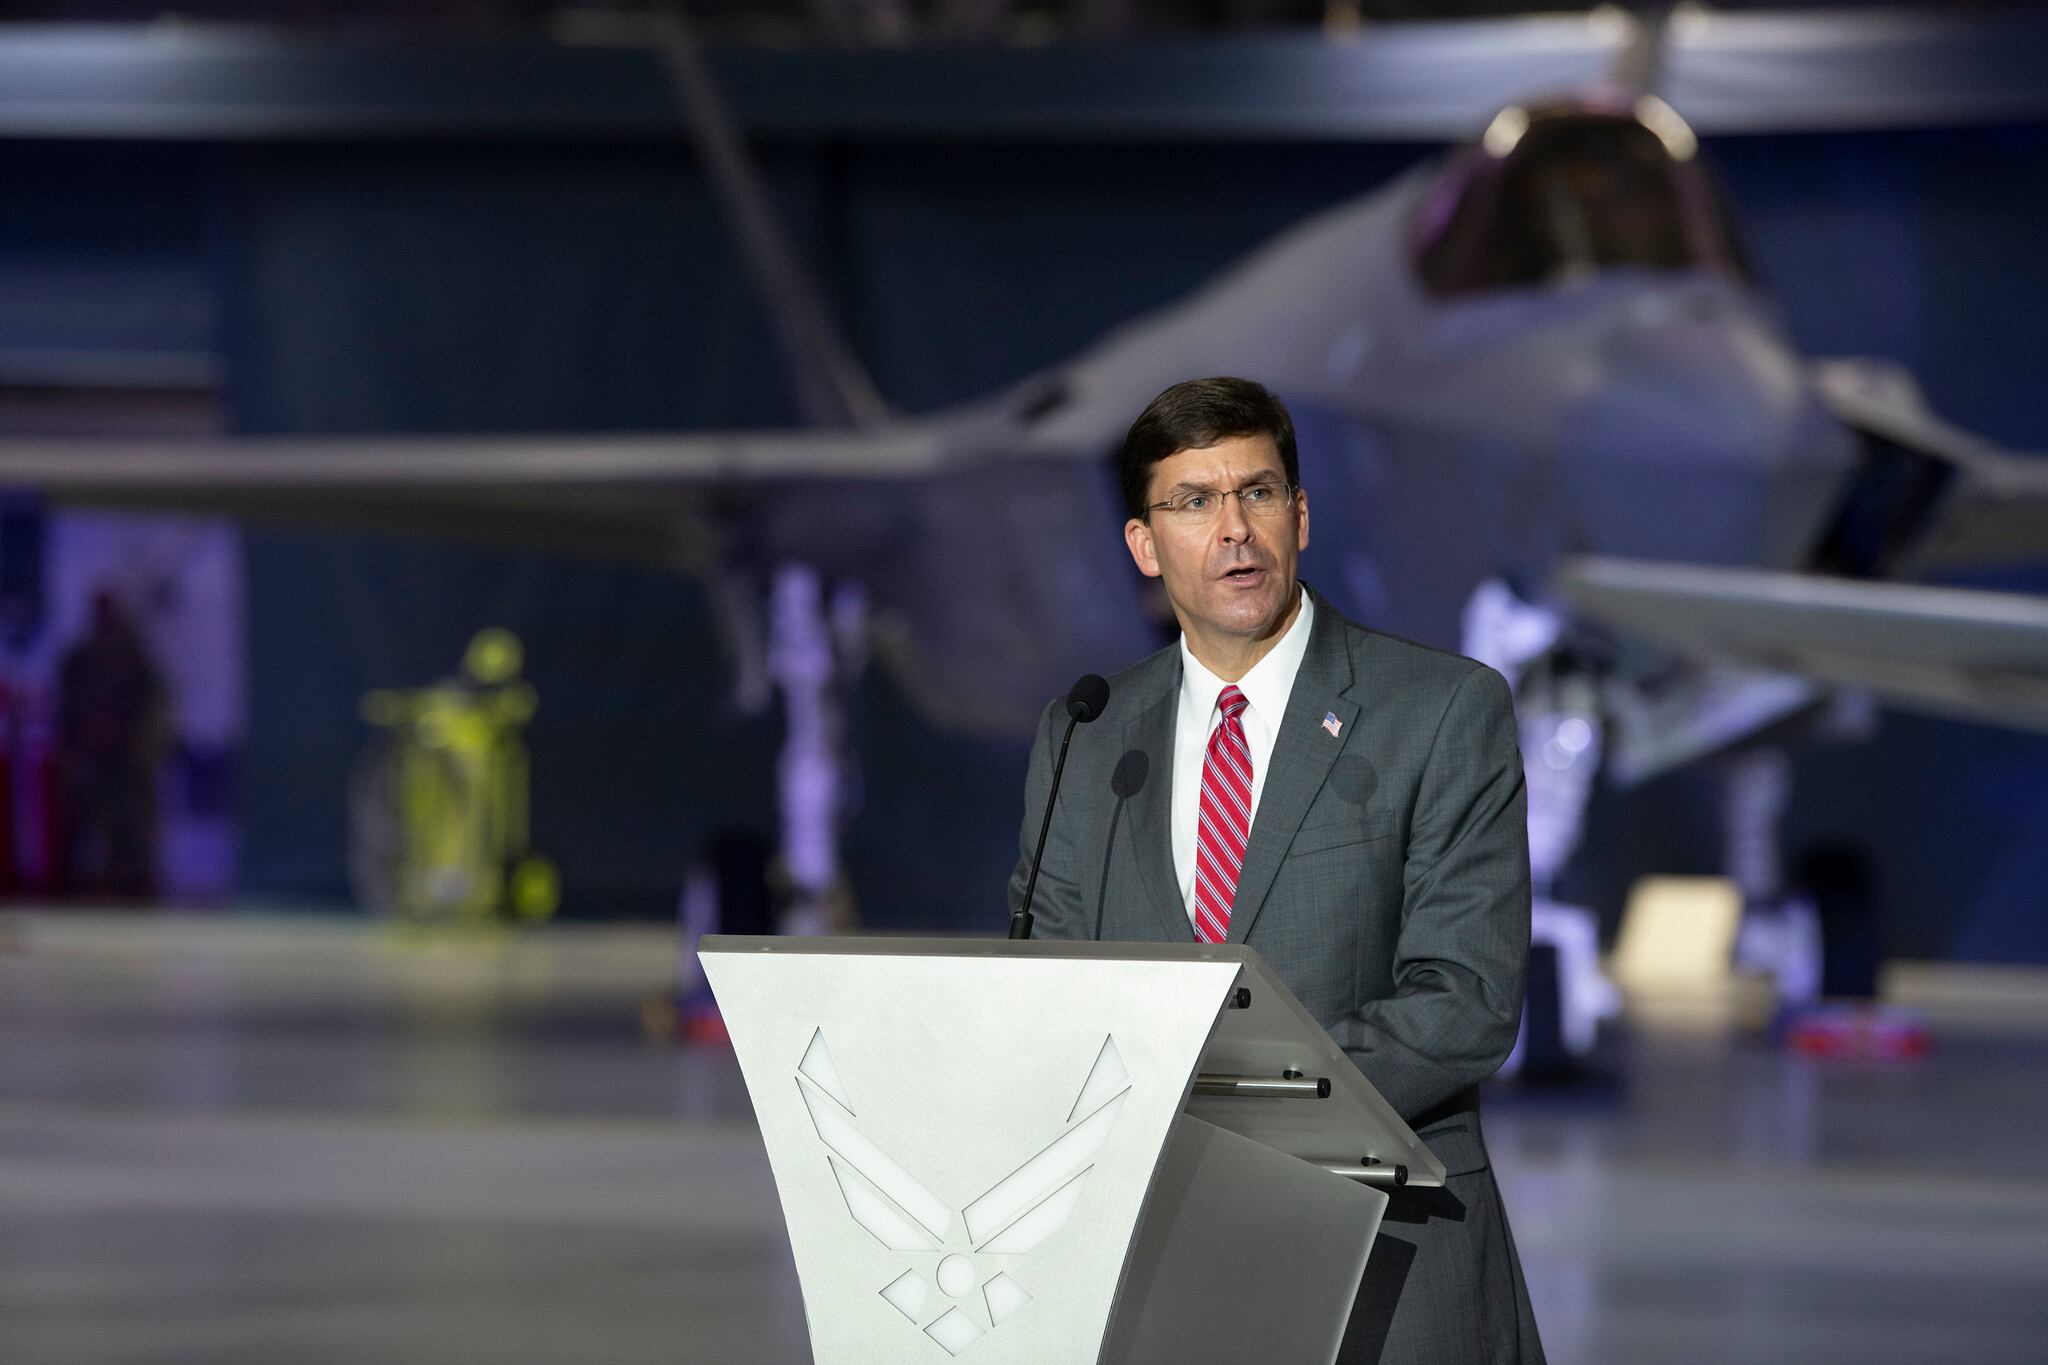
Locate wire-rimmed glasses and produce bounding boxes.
[1144,480,1299,524]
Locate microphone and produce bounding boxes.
[1010,674,1110,940]
[1065,673,1109,724]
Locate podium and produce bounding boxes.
[699,935,1444,1365]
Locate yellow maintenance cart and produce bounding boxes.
[350,629,559,925]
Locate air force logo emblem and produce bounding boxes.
[794,1030,1131,1355]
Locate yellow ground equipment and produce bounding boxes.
[350,628,559,925]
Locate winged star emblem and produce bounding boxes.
[794,1029,1132,1356]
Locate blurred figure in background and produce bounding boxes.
[1778,840,1928,1058]
[58,591,168,898]
[1796,841,1885,1003]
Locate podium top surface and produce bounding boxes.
[700,934,1258,965]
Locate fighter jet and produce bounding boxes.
[2,21,2044,788]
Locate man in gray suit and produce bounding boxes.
[1008,377,1545,1363]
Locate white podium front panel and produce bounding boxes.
[700,937,1241,1365]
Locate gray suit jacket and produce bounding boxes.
[1008,589,1545,1364]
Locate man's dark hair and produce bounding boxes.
[1118,377,1298,520]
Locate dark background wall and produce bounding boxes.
[2,105,2044,955]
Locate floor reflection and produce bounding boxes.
[2,912,2044,1364]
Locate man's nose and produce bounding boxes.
[1216,493,1254,543]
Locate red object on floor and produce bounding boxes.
[1784,1005,1931,1059]
[681,1007,730,1047]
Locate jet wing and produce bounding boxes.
[0,427,955,569]
[1554,556,2048,735]
[0,426,1154,737]
[1813,358,2048,571]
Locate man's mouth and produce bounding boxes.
[1221,564,1265,583]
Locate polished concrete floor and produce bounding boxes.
[3,911,2046,1364]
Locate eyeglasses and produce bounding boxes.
[1144,480,1299,524]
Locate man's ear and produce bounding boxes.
[1124,517,1161,578]
[1295,487,1310,553]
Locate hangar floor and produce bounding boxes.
[2,912,2045,1365]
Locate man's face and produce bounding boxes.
[1123,433,1310,648]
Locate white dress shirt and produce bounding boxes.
[1171,587,1315,929]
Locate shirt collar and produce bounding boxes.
[1178,586,1315,725]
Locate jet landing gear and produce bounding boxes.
[648,562,867,1043]
[1463,579,1622,1083]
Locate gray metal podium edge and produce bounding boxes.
[1105,1113,1389,1365]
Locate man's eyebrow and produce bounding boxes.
[1158,473,1284,495]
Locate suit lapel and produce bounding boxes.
[1121,667,1196,943]
[1227,596,1359,945]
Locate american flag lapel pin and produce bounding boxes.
[1322,712,1343,738]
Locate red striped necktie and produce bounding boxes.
[1194,684,1253,944]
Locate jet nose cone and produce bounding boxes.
[1559,288,1857,569]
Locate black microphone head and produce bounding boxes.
[1065,674,1110,724]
